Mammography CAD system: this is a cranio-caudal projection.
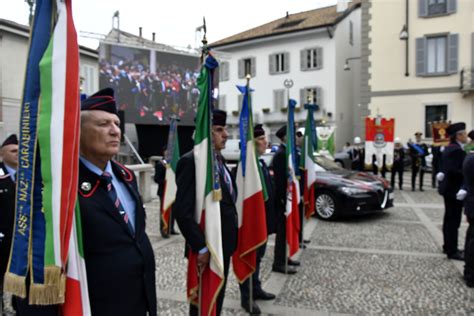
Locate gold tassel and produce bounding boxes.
[213,188,222,201]
[3,273,27,298]
[28,267,66,305]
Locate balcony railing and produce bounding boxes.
[460,67,474,95]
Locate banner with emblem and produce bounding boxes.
[316,126,335,157]
[431,121,450,147]
[364,117,395,170]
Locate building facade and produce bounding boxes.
[364,0,474,143]
[211,1,361,149]
[0,19,99,141]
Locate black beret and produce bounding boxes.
[468,130,474,140]
[2,134,18,148]
[446,122,466,136]
[81,88,117,115]
[212,109,227,126]
[254,124,265,138]
[276,125,287,140]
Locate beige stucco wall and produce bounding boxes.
[367,0,474,143]
[369,0,474,91]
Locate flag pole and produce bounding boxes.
[198,267,203,316]
[284,90,290,274]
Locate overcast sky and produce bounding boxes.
[1,0,338,49]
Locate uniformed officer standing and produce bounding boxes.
[0,134,18,314]
[438,122,467,260]
[174,109,238,315]
[462,152,474,287]
[408,132,429,191]
[271,125,298,274]
[351,137,365,171]
[78,88,157,315]
[239,125,277,314]
[391,137,405,190]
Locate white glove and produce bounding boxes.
[456,189,468,201]
[436,172,445,182]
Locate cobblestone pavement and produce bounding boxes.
[146,171,474,315]
[4,172,472,315]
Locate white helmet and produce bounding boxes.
[354,136,361,144]
[394,137,401,144]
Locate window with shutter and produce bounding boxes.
[300,87,322,107]
[270,52,290,75]
[273,89,285,110]
[420,0,456,17]
[300,47,322,71]
[349,21,354,46]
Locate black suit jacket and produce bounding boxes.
[173,151,238,259]
[438,142,466,198]
[463,153,474,218]
[0,162,16,277]
[260,159,277,235]
[78,160,157,316]
[271,144,286,216]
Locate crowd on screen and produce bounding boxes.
[99,59,200,123]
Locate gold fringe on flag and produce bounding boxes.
[29,266,65,305]
[3,273,27,298]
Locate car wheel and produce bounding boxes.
[315,192,339,220]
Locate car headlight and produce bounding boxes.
[339,187,368,195]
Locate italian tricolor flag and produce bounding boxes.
[162,122,180,234]
[232,85,267,282]
[187,54,224,316]
[286,100,301,257]
[37,0,89,311]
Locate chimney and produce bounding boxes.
[337,0,350,13]
[152,32,156,42]
[139,27,142,38]
[286,11,289,18]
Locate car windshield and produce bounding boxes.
[314,155,344,171]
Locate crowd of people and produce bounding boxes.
[99,59,200,124]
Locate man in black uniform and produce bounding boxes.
[351,137,365,171]
[0,134,18,314]
[174,109,238,315]
[391,137,405,190]
[438,122,467,261]
[462,152,474,287]
[271,125,298,274]
[239,125,277,314]
[78,88,157,315]
[408,132,429,191]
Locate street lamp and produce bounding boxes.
[283,78,294,104]
[343,57,361,71]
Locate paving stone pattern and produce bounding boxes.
[144,175,474,315]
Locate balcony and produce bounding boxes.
[460,67,474,96]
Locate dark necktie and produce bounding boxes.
[217,158,236,202]
[100,172,135,235]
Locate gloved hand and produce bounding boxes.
[436,172,445,182]
[0,232,4,243]
[456,189,467,201]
